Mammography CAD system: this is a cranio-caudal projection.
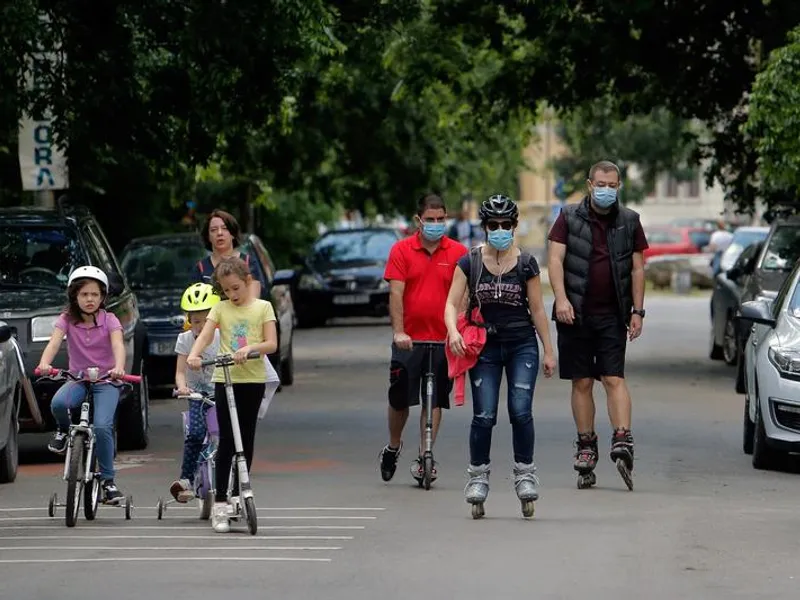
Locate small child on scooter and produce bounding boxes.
[37,266,127,505]
[187,256,277,533]
[169,283,221,503]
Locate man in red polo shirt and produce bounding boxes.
[379,193,468,484]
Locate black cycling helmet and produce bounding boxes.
[479,194,519,222]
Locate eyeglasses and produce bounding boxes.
[486,221,514,231]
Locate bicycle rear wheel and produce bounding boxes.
[66,433,86,528]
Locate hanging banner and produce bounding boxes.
[18,14,69,191]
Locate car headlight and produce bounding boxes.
[768,347,800,377]
[377,279,389,291]
[298,274,324,290]
[31,315,60,342]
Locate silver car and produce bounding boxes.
[740,258,800,470]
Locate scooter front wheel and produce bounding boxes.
[244,497,257,535]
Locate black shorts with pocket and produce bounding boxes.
[388,343,452,410]
[556,314,627,380]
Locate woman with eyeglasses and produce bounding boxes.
[444,194,557,519]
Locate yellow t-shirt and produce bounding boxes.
[207,299,277,383]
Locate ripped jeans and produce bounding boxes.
[468,336,539,465]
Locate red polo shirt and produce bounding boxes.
[384,233,468,341]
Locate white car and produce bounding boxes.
[741,261,800,470]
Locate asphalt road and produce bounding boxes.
[2,293,799,600]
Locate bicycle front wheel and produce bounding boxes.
[66,433,86,528]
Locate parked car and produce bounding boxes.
[0,322,26,482]
[118,232,295,388]
[710,240,765,366]
[739,259,800,470]
[669,218,722,231]
[642,227,704,262]
[645,253,715,290]
[0,204,150,450]
[282,227,402,328]
[730,216,800,393]
[718,226,770,274]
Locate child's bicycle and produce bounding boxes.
[34,367,140,528]
[192,350,261,535]
[156,391,218,520]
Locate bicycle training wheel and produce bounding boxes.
[66,433,86,528]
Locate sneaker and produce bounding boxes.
[170,479,195,503]
[410,456,438,482]
[378,442,403,482]
[48,431,68,454]
[102,480,123,505]
[211,502,230,533]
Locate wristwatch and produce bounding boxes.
[632,309,646,318]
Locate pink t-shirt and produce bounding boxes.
[54,310,123,374]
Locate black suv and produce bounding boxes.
[0,204,150,450]
[732,214,800,394]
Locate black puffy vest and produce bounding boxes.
[558,197,641,324]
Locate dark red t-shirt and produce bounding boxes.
[548,205,648,315]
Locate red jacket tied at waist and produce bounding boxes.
[446,308,487,406]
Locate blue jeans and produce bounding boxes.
[180,400,209,482]
[51,381,121,480]
[468,337,539,466]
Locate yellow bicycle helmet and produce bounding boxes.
[180,283,220,312]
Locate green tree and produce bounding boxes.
[552,101,698,204]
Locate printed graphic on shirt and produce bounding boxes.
[475,275,524,308]
[231,322,248,351]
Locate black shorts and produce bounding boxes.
[388,343,452,410]
[556,314,627,380]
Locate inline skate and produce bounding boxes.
[574,432,598,489]
[513,462,539,518]
[610,428,634,490]
[464,463,490,519]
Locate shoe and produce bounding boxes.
[211,502,230,533]
[410,456,438,482]
[170,479,195,503]
[102,480,123,505]
[378,442,403,482]
[48,431,68,454]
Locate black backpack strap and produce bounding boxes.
[466,246,483,321]
[517,251,532,313]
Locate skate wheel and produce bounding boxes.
[471,503,484,520]
[521,500,535,519]
[616,459,634,491]
[48,493,57,518]
[156,498,164,520]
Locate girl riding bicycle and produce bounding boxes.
[187,256,277,533]
[169,282,221,503]
[38,266,127,505]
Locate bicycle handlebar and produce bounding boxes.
[172,389,215,405]
[199,350,261,368]
[33,367,141,385]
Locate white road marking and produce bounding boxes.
[0,557,331,564]
[0,515,375,522]
[0,535,354,540]
[0,506,385,512]
[0,546,341,551]
[0,525,365,530]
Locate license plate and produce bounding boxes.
[149,340,174,356]
[332,294,370,305]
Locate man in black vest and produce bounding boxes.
[547,160,648,491]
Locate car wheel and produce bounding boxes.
[117,358,150,451]
[752,399,780,470]
[709,322,724,360]
[742,372,754,455]
[735,348,746,394]
[0,389,19,484]
[280,340,295,387]
[722,314,738,366]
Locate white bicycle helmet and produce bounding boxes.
[67,266,109,289]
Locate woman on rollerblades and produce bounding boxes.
[445,195,556,519]
[169,283,221,503]
[187,257,277,533]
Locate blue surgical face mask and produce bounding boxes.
[592,186,618,208]
[487,229,514,251]
[421,222,445,242]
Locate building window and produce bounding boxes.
[687,173,701,198]
[665,175,679,197]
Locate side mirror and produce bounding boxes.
[726,266,741,281]
[0,323,11,343]
[107,272,125,297]
[272,269,296,286]
[738,300,776,328]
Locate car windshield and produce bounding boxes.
[645,229,683,244]
[120,240,207,289]
[720,230,768,271]
[0,225,86,288]
[760,225,800,271]
[310,230,398,269]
